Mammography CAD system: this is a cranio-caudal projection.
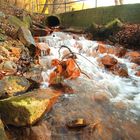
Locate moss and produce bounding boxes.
[0,76,31,97]
[8,16,28,29]
[59,4,140,28]
[0,89,60,126]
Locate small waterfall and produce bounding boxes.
[38,32,140,117]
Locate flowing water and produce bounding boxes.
[36,32,140,139]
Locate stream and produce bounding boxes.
[32,32,140,140]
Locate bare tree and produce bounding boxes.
[41,0,49,13]
[52,0,58,14]
[14,0,18,5]
[115,0,123,5]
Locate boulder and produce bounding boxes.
[8,16,29,29]
[131,57,140,65]
[18,27,35,56]
[110,63,128,77]
[101,55,118,68]
[115,47,127,57]
[0,89,60,126]
[0,119,8,140]
[0,76,31,98]
[125,51,140,65]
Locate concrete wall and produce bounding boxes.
[59,4,140,28]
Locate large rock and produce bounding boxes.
[0,119,8,140]
[0,88,60,126]
[18,27,35,47]
[0,76,31,98]
[18,27,35,56]
[8,16,27,30]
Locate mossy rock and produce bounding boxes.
[0,89,60,126]
[18,26,35,56]
[8,16,29,30]
[0,76,31,98]
[23,15,32,29]
[0,119,8,140]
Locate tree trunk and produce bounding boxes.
[14,0,18,5]
[41,0,48,14]
[115,0,123,5]
[119,0,123,5]
[52,0,57,14]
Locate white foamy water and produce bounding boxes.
[38,32,140,116]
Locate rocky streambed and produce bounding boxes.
[0,4,140,140]
[0,31,139,140]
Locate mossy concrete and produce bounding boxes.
[59,4,140,28]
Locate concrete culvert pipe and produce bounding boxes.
[46,15,60,27]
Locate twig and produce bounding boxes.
[58,45,74,58]
[59,45,91,79]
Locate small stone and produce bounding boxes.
[36,42,50,57]
[136,70,140,76]
[97,43,107,53]
[93,92,110,102]
[114,101,127,110]
[66,118,88,129]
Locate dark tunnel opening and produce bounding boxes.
[46,16,60,27]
